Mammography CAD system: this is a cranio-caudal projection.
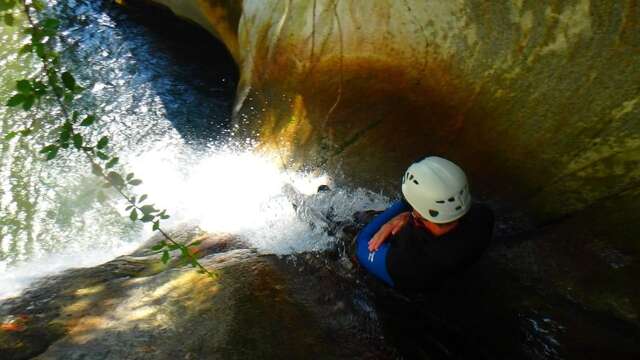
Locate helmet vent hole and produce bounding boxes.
[429,210,439,217]
[409,174,414,180]
[436,200,445,204]
[448,197,455,202]
[413,179,419,185]
[455,206,462,211]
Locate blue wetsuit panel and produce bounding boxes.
[355,200,409,287]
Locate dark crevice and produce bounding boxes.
[108,0,240,144]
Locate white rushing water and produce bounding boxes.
[0,1,391,299]
[127,144,390,254]
[0,139,390,299]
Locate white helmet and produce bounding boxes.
[401,156,471,224]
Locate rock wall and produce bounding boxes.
[135,0,640,346]
[149,0,639,223]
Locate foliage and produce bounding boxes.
[0,0,214,277]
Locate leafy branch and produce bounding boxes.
[1,0,214,277]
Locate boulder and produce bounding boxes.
[0,230,395,359]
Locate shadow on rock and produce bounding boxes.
[0,226,396,360]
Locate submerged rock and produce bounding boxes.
[0,229,395,359]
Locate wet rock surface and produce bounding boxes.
[0,228,396,360]
[2,223,639,359]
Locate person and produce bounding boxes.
[354,156,494,292]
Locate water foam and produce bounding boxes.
[0,140,390,299]
[126,142,390,254]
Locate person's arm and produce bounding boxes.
[354,200,409,252]
[368,212,410,251]
[358,201,407,246]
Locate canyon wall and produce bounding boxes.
[144,0,640,330]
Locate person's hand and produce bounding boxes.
[368,212,410,251]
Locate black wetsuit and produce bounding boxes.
[386,203,494,291]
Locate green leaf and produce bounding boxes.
[72,85,85,94]
[129,179,142,186]
[59,127,71,142]
[53,86,64,98]
[80,115,96,126]
[42,18,60,32]
[47,69,59,86]
[139,194,148,203]
[63,93,73,104]
[21,95,35,111]
[4,13,14,26]
[96,136,108,149]
[61,71,76,91]
[105,157,119,169]
[161,250,170,264]
[161,214,170,220]
[151,242,165,251]
[72,111,79,122]
[107,171,125,189]
[140,205,155,214]
[3,131,17,141]
[72,133,83,149]
[16,80,32,94]
[91,163,103,176]
[129,208,138,221]
[32,0,46,11]
[45,146,59,160]
[140,214,154,223]
[152,221,160,231]
[33,81,47,97]
[20,128,32,136]
[125,204,133,211]
[18,44,32,55]
[130,196,136,204]
[6,93,25,107]
[96,151,109,160]
[0,0,17,11]
[34,43,46,59]
[50,53,60,66]
[126,173,134,181]
[40,144,57,154]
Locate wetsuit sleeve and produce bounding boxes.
[355,200,410,286]
[357,200,409,242]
